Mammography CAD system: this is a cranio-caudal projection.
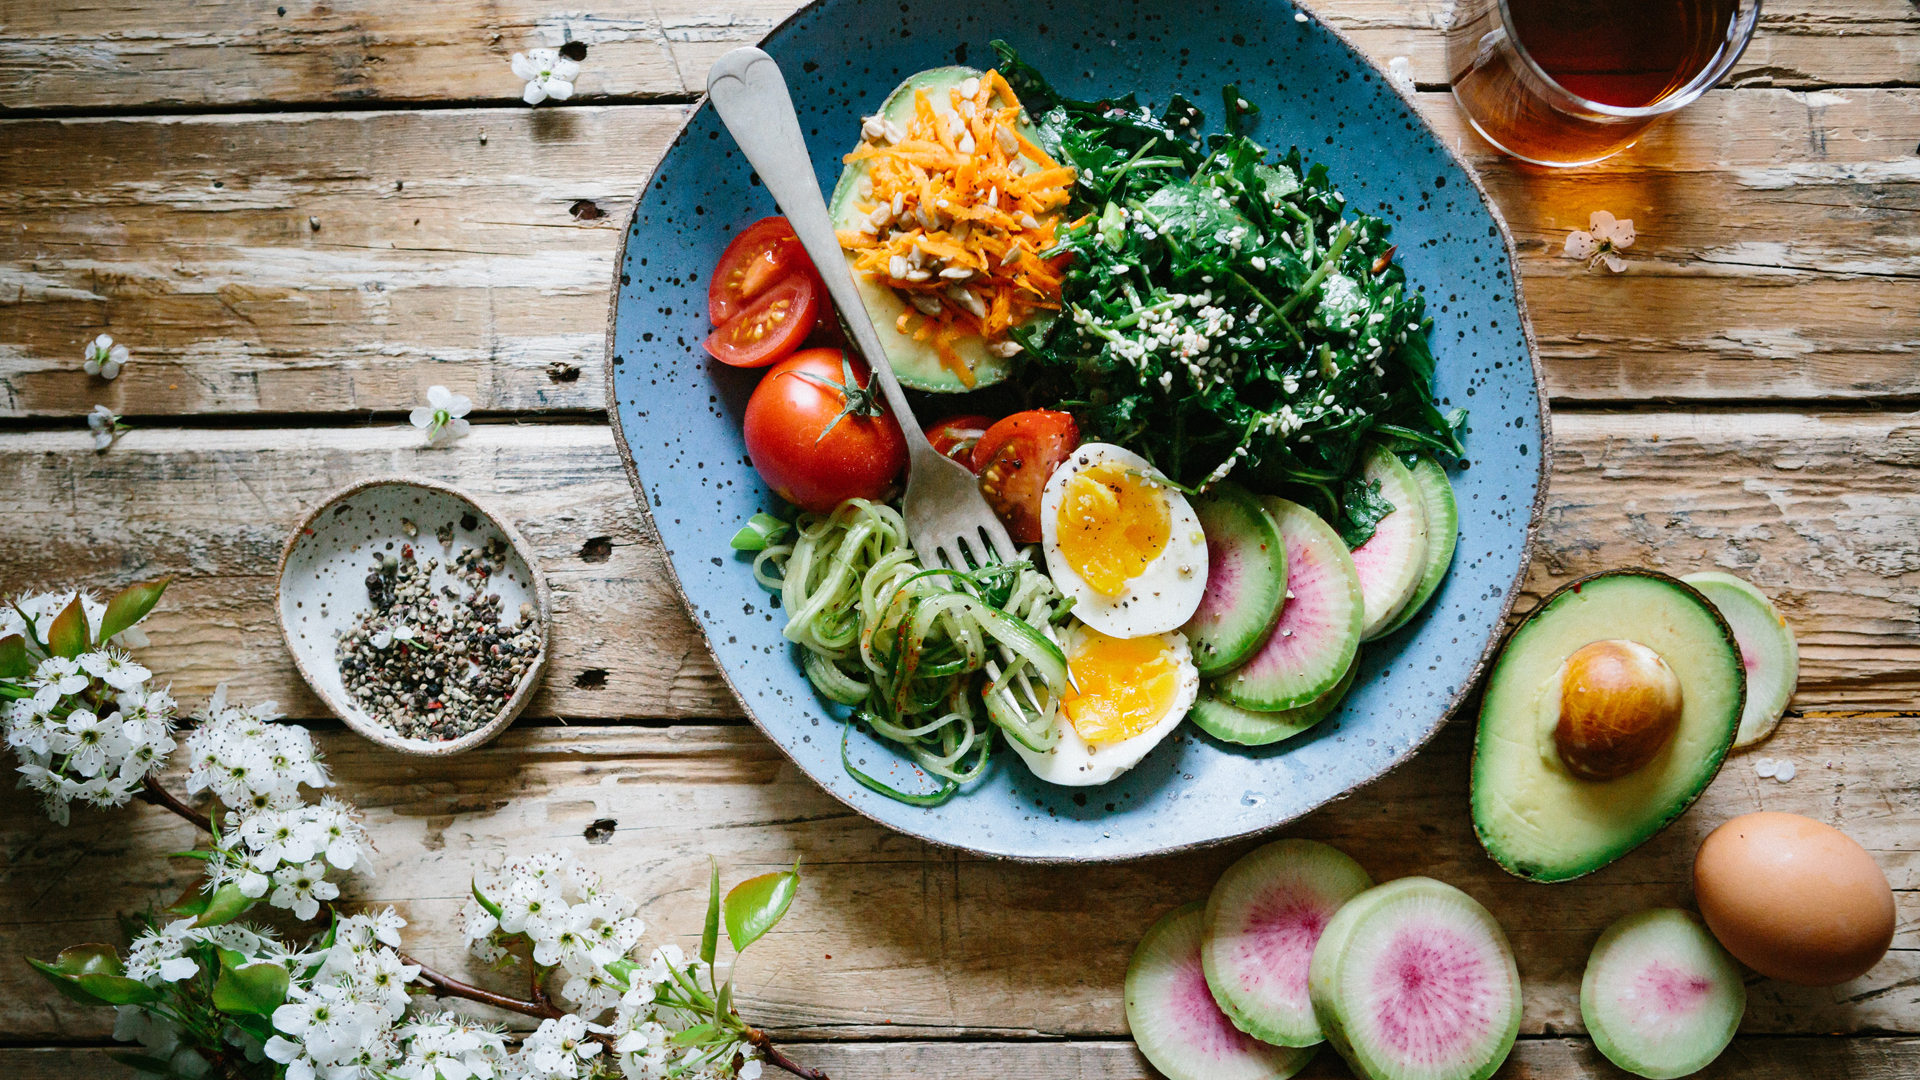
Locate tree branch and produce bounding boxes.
[748,1029,831,1080]
[139,774,212,832]
[402,952,565,1020]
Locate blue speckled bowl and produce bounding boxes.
[606,0,1549,861]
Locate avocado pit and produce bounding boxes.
[1546,639,1684,781]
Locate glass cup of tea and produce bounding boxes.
[1448,0,1762,167]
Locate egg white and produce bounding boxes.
[1011,625,1200,787]
[1039,442,1209,639]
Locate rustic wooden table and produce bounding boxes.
[2,2,1916,1077]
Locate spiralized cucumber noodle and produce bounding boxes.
[753,499,1071,805]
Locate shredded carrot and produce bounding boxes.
[839,70,1075,384]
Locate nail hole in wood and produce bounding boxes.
[574,669,608,689]
[584,818,616,844]
[580,537,613,562]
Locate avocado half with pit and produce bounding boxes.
[1472,570,1746,883]
[827,66,1048,393]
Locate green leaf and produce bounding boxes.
[29,947,161,1006]
[723,865,799,954]
[72,972,165,1005]
[471,881,503,920]
[728,513,790,552]
[28,959,115,1007]
[699,858,720,967]
[605,958,640,991]
[46,595,90,658]
[0,634,31,679]
[225,1011,277,1044]
[212,956,290,1015]
[715,977,733,1026]
[193,883,256,927]
[99,577,171,644]
[669,1022,722,1047]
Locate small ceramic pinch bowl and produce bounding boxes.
[277,477,551,755]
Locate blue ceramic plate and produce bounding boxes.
[606,0,1549,861]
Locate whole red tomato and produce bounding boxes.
[744,349,907,513]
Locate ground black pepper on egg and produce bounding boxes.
[333,533,542,742]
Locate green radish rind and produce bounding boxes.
[1680,572,1799,748]
[1353,446,1429,641]
[1183,483,1289,677]
[1308,877,1521,1080]
[1581,908,1746,1080]
[828,67,1036,393]
[1202,840,1373,1048]
[1375,455,1459,638]
[1127,903,1318,1080]
[1215,497,1364,713]
[1192,660,1357,747]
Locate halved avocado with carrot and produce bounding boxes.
[828,66,1069,392]
[1471,569,1745,883]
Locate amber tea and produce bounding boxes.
[1448,0,1759,166]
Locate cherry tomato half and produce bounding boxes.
[744,349,908,513]
[971,410,1081,543]
[703,274,819,368]
[927,414,997,467]
[709,217,812,326]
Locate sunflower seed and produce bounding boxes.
[909,293,944,315]
[987,341,1024,358]
[889,255,910,279]
[939,266,975,280]
[959,77,981,98]
[995,127,1019,156]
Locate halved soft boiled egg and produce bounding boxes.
[1040,442,1208,639]
[1012,624,1200,786]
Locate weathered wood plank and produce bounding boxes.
[3,409,1918,715]
[2,711,1914,1043]
[3,90,1915,419]
[8,1038,1920,1080]
[0,0,1910,111]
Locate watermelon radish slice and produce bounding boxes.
[1127,903,1318,1080]
[1581,908,1745,1080]
[1351,445,1429,641]
[1202,840,1374,1047]
[1681,572,1798,747]
[1192,660,1357,747]
[1308,877,1521,1080]
[1375,455,1458,639]
[1215,497,1363,712]
[1184,482,1288,677]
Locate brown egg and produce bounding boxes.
[1693,811,1895,986]
[1552,639,1684,781]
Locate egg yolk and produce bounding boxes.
[1055,462,1170,596]
[1061,629,1181,746]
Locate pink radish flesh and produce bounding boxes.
[1233,535,1341,680]
[1228,893,1331,1010]
[1174,947,1278,1057]
[1370,923,1501,1064]
[1192,538,1244,630]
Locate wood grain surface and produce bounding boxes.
[0,0,1911,112]
[3,409,1917,714]
[3,2,1917,1076]
[5,90,1916,418]
[3,713,1915,1044]
[9,1038,1920,1080]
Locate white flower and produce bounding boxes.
[271,859,340,920]
[84,334,130,380]
[87,404,125,450]
[80,648,151,691]
[158,955,201,982]
[560,965,624,1016]
[511,49,580,106]
[1386,56,1415,94]
[1563,209,1637,273]
[61,709,132,777]
[523,1014,601,1079]
[410,386,473,445]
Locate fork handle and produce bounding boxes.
[705,48,937,462]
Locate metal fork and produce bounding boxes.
[705,49,1062,712]
[705,47,1017,574]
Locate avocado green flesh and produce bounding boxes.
[1472,572,1744,883]
[829,65,1043,393]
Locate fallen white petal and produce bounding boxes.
[1774,759,1796,782]
[1754,757,1778,778]
[1564,230,1597,259]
